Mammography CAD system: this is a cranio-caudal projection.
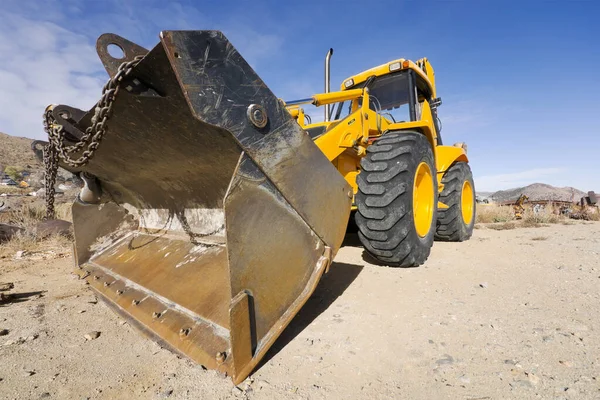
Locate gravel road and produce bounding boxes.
[1,222,599,399]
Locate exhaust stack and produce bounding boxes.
[324,48,333,122]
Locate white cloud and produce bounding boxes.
[0,3,284,140]
[0,13,104,140]
[476,167,566,192]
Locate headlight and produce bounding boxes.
[344,79,354,88]
[389,62,401,71]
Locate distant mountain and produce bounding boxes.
[490,183,586,203]
[0,132,41,171]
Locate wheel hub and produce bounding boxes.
[461,180,474,225]
[413,162,434,238]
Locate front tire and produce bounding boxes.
[435,162,475,241]
[355,131,437,267]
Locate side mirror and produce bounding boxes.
[430,97,442,108]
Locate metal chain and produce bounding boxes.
[174,210,223,247]
[42,56,143,219]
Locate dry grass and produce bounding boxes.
[572,209,600,221]
[522,207,561,224]
[588,213,600,221]
[487,222,517,230]
[0,202,72,258]
[1,202,71,227]
[476,204,515,223]
[0,186,28,195]
[476,203,575,230]
[0,230,72,258]
[521,220,549,228]
[531,236,549,241]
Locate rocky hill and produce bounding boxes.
[0,132,42,171]
[490,183,586,203]
[1,132,593,204]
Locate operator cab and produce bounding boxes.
[333,60,441,136]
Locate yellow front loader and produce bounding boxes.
[286,52,475,265]
[38,30,474,384]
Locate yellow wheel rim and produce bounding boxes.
[413,162,434,238]
[461,180,474,225]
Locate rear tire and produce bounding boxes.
[435,162,475,241]
[355,131,437,267]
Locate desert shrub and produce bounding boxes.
[5,202,72,228]
[522,205,562,224]
[487,222,516,230]
[569,208,600,221]
[587,212,600,221]
[3,166,23,181]
[0,201,72,256]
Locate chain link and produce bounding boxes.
[42,56,143,219]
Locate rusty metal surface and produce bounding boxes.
[55,39,244,211]
[47,30,353,384]
[96,33,149,78]
[90,234,231,329]
[224,154,334,382]
[80,264,232,375]
[225,155,325,340]
[161,30,351,250]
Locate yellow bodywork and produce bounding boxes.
[285,57,468,208]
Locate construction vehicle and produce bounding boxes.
[513,194,529,219]
[285,52,475,260]
[37,31,474,384]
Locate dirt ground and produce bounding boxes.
[1,222,599,400]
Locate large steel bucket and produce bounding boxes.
[49,31,351,384]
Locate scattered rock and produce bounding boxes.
[459,375,471,384]
[87,297,98,305]
[4,337,26,346]
[26,334,39,341]
[479,282,488,289]
[231,386,244,397]
[0,329,9,336]
[512,380,534,389]
[160,389,173,398]
[40,392,51,398]
[0,282,14,291]
[242,377,254,392]
[255,379,271,390]
[559,360,574,367]
[22,370,36,377]
[15,250,25,259]
[36,219,73,239]
[84,331,101,341]
[542,335,553,342]
[0,224,24,242]
[436,354,455,366]
[78,310,86,314]
[525,372,540,386]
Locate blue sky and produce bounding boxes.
[0,0,597,191]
